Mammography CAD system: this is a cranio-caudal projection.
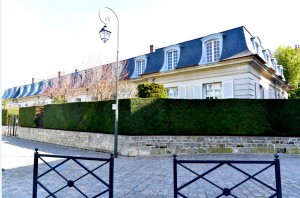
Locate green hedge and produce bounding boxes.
[19,106,37,127]
[33,99,300,136]
[2,109,19,125]
[2,109,8,125]
[43,101,115,133]
[120,99,272,135]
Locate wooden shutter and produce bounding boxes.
[193,85,202,99]
[222,81,233,98]
[178,86,187,99]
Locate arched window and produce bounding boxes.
[167,50,178,70]
[136,59,146,76]
[206,40,221,63]
[251,36,262,55]
[161,45,181,72]
[199,33,223,65]
[132,55,147,78]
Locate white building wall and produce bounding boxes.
[162,73,252,99]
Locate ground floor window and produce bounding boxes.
[203,82,222,99]
[167,87,178,98]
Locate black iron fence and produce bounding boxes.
[33,148,114,198]
[173,154,282,198]
[7,115,18,136]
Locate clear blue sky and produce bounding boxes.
[2,0,300,92]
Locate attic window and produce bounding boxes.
[136,59,146,76]
[199,33,223,65]
[160,45,181,72]
[251,36,261,55]
[167,50,178,70]
[255,42,260,54]
[262,49,271,67]
[206,40,221,63]
[132,55,147,78]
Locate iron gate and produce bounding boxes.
[33,148,114,198]
[173,154,282,198]
[7,115,18,136]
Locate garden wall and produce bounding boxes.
[3,126,299,156]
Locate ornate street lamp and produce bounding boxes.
[98,7,120,158]
[99,25,111,43]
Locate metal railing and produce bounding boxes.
[173,154,282,198]
[7,115,18,136]
[33,148,114,198]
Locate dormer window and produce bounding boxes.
[137,59,146,76]
[206,40,221,63]
[262,49,271,67]
[251,36,262,55]
[167,50,178,70]
[160,45,181,72]
[255,43,260,54]
[132,55,148,78]
[199,33,223,65]
[266,54,270,65]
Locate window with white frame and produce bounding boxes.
[251,36,261,55]
[160,45,181,72]
[203,82,222,99]
[206,40,221,63]
[167,50,178,70]
[132,55,147,78]
[199,33,223,65]
[167,87,178,98]
[136,59,146,76]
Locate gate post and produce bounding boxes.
[7,115,11,135]
[173,154,177,198]
[12,115,16,136]
[274,154,282,198]
[32,148,39,198]
[109,153,114,198]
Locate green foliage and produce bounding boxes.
[120,99,272,136]
[288,87,300,99]
[2,108,19,125]
[274,45,300,98]
[2,100,7,109]
[8,108,19,115]
[52,94,67,104]
[137,83,168,98]
[43,101,114,133]
[19,106,38,128]
[23,99,300,137]
[2,109,8,125]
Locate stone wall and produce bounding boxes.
[2,126,300,156]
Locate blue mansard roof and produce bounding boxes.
[125,26,254,78]
[2,26,286,100]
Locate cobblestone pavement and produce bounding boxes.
[2,136,300,198]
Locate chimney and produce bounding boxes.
[58,71,61,78]
[150,44,154,53]
[32,78,35,83]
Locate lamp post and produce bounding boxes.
[98,7,119,158]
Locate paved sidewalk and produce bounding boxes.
[2,136,300,197]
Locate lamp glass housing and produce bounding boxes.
[99,25,111,43]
